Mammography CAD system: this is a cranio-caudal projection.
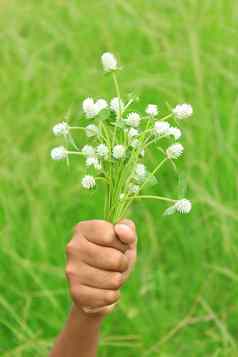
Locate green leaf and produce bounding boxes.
[163,205,176,216]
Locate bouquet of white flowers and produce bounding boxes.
[51,53,192,223]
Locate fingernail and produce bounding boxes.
[115,224,132,234]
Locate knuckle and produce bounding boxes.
[65,264,75,279]
[104,290,119,305]
[66,241,75,255]
[112,273,123,289]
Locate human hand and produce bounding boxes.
[65,219,137,318]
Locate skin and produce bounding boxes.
[50,219,137,357]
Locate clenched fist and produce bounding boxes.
[65,219,137,316]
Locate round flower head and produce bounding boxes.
[95,99,108,112]
[81,145,95,157]
[83,98,98,118]
[85,124,99,138]
[86,157,101,170]
[128,128,139,138]
[112,144,126,159]
[110,97,124,114]
[81,175,96,190]
[96,144,109,158]
[126,112,141,127]
[166,143,184,159]
[52,122,69,136]
[128,184,140,195]
[50,146,67,160]
[154,121,170,136]
[130,139,140,148]
[101,52,118,72]
[174,199,192,214]
[146,104,158,117]
[173,104,193,120]
[168,127,182,140]
[135,163,147,181]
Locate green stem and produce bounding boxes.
[132,195,176,203]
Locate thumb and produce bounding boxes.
[114,219,137,245]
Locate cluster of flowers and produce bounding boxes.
[51,53,193,222]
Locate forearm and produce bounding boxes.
[50,306,103,357]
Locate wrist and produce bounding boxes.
[70,305,104,327]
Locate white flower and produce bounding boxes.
[81,145,95,157]
[126,112,141,127]
[82,97,98,118]
[135,163,147,181]
[140,149,145,157]
[166,143,184,159]
[101,52,118,72]
[110,97,124,114]
[146,104,158,117]
[173,104,193,120]
[130,139,140,148]
[96,144,109,158]
[154,121,170,136]
[128,184,140,194]
[86,157,101,170]
[168,127,182,140]
[52,122,69,136]
[174,199,192,214]
[112,144,126,159]
[50,146,67,160]
[128,128,139,138]
[85,124,99,138]
[95,99,108,112]
[81,175,96,189]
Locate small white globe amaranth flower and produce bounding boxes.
[174,199,192,214]
[126,112,141,127]
[52,122,69,136]
[128,128,139,138]
[51,146,67,160]
[101,52,118,72]
[154,121,170,136]
[135,163,147,181]
[112,144,126,160]
[110,97,124,114]
[82,97,98,118]
[96,144,109,158]
[81,145,95,157]
[86,157,101,170]
[81,175,96,190]
[130,139,140,148]
[166,143,184,159]
[95,99,108,112]
[173,104,193,120]
[168,126,182,140]
[85,124,99,138]
[128,184,140,195]
[146,104,158,117]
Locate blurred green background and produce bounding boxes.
[0,0,238,356]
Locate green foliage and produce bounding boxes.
[0,0,238,356]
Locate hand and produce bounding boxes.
[65,219,137,318]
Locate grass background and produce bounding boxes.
[0,0,238,356]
